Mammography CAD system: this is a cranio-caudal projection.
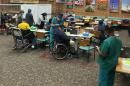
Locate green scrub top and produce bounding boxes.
[97,36,122,71]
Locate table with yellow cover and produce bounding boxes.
[116,58,130,74]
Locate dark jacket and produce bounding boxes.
[55,29,70,45]
[25,13,34,26]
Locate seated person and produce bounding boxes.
[55,26,70,47]
[45,18,52,31]
[67,15,75,26]
[37,12,47,29]
[55,26,78,56]
[18,19,35,47]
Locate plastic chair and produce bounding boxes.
[78,38,95,61]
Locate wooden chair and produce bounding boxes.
[79,28,85,34]
[36,32,49,47]
[64,21,69,28]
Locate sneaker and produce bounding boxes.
[31,45,35,49]
[67,53,73,59]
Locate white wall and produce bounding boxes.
[21,4,52,23]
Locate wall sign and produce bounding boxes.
[74,0,84,6]
[109,0,119,12]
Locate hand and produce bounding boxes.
[95,46,100,52]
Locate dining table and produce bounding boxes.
[116,58,130,74]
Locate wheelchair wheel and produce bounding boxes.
[52,44,68,60]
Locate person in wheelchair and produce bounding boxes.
[50,13,64,49]
[18,19,36,48]
[55,25,70,48]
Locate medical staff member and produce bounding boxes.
[96,26,122,86]
[49,13,64,49]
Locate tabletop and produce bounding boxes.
[84,27,94,30]
[116,58,130,74]
[65,32,95,38]
[75,23,85,25]
[30,29,49,33]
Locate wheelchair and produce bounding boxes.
[49,40,77,60]
[11,27,32,52]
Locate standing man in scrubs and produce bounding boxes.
[49,13,64,49]
[96,26,122,86]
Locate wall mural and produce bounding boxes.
[74,0,84,6]
[10,0,39,3]
[97,0,108,10]
[109,0,119,12]
[122,0,130,12]
[56,0,65,3]
[85,0,96,12]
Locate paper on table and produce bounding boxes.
[36,29,49,33]
[85,27,94,30]
[125,59,130,65]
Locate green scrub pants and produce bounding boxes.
[49,27,54,49]
[99,66,116,86]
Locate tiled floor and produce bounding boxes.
[0,30,129,86]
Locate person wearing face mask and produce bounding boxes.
[96,26,122,86]
[49,13,64,49]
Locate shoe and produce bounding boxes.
[31,45,35,49]
[67,53,73,59]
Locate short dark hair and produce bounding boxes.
[106,26,115,34]
[28,9,31,13]
[41,12,47,16]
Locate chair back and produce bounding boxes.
[36,32,45,39]
[79,38,90,46]
[64,21,69,28]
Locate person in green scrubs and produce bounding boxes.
[49,13,64,49]
[96,26,122,86]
